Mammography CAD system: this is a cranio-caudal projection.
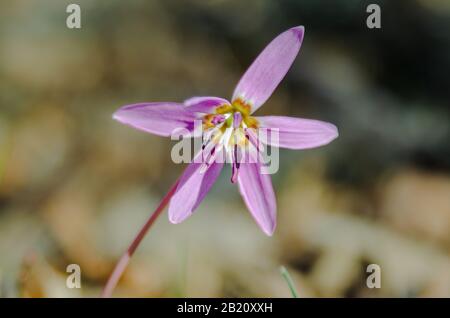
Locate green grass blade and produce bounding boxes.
[279,266,299,298]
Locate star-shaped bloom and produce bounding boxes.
[113,26,338,235]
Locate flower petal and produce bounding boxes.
[256,116,338,149]
[237,163,276,236]
[232,26,304,112]
[184,96,230,113]
[113,102,197,137]
[168,155,224,224]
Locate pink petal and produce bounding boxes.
[113,102,197,137]
[232,26,304,113]
[237,163,277,236]
[256,116,338,149]
[168,156,224,224]
[184,96,230,113]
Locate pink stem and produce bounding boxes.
[101,180,180,298]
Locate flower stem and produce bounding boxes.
[101,180,180,298]
[279,266,299,298]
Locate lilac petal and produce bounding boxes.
[168,156,224,224]
[113,102,197,137]
[232,26,304,113]
[184,96,230,113]
[256,116,338,149]
[237,163,276,236]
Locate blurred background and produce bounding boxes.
[0,0,449,297]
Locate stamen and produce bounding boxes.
[231,164,238,183]
[233,112,242,129]
[199,144,219,174]
[201,125,222,163]
[222,127,233,151]
[231,98,252,116]
[211,114,225,125]
[230,144,240,183]
[245,128,264,153]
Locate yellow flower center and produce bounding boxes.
[215,98,259,129]
[202,98,258,149]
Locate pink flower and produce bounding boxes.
[113,26,338,236]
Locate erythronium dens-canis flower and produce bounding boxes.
[103,26,338,297]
